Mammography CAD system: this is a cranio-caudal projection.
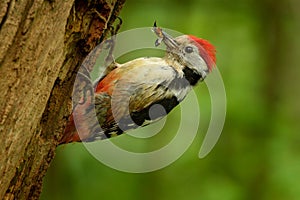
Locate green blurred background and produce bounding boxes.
[41,0,300,199]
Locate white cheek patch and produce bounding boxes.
[198,56,209,72]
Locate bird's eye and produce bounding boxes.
[185,46,193,53]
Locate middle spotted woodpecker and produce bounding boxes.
[60,23,216,144]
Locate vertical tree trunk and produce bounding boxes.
[0,0,125,199]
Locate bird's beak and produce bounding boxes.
[152,22,178,50]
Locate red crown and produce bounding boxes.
[188,35,216,71]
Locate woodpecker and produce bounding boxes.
[60,23,216,144]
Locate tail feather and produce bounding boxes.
[60,114,81,144]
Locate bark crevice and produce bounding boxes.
[0,0,125,199]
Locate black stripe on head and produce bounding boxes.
[182,67,201,86]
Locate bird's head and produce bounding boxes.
[153,24,216,81]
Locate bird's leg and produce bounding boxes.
[73,65,94,109]
[74,17,123,106]
[99,17,122,79]
[104,17,122,67]
[104,27,116,67]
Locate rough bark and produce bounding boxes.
[0,0,125,199]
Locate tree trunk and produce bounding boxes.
[0,0,125,199]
